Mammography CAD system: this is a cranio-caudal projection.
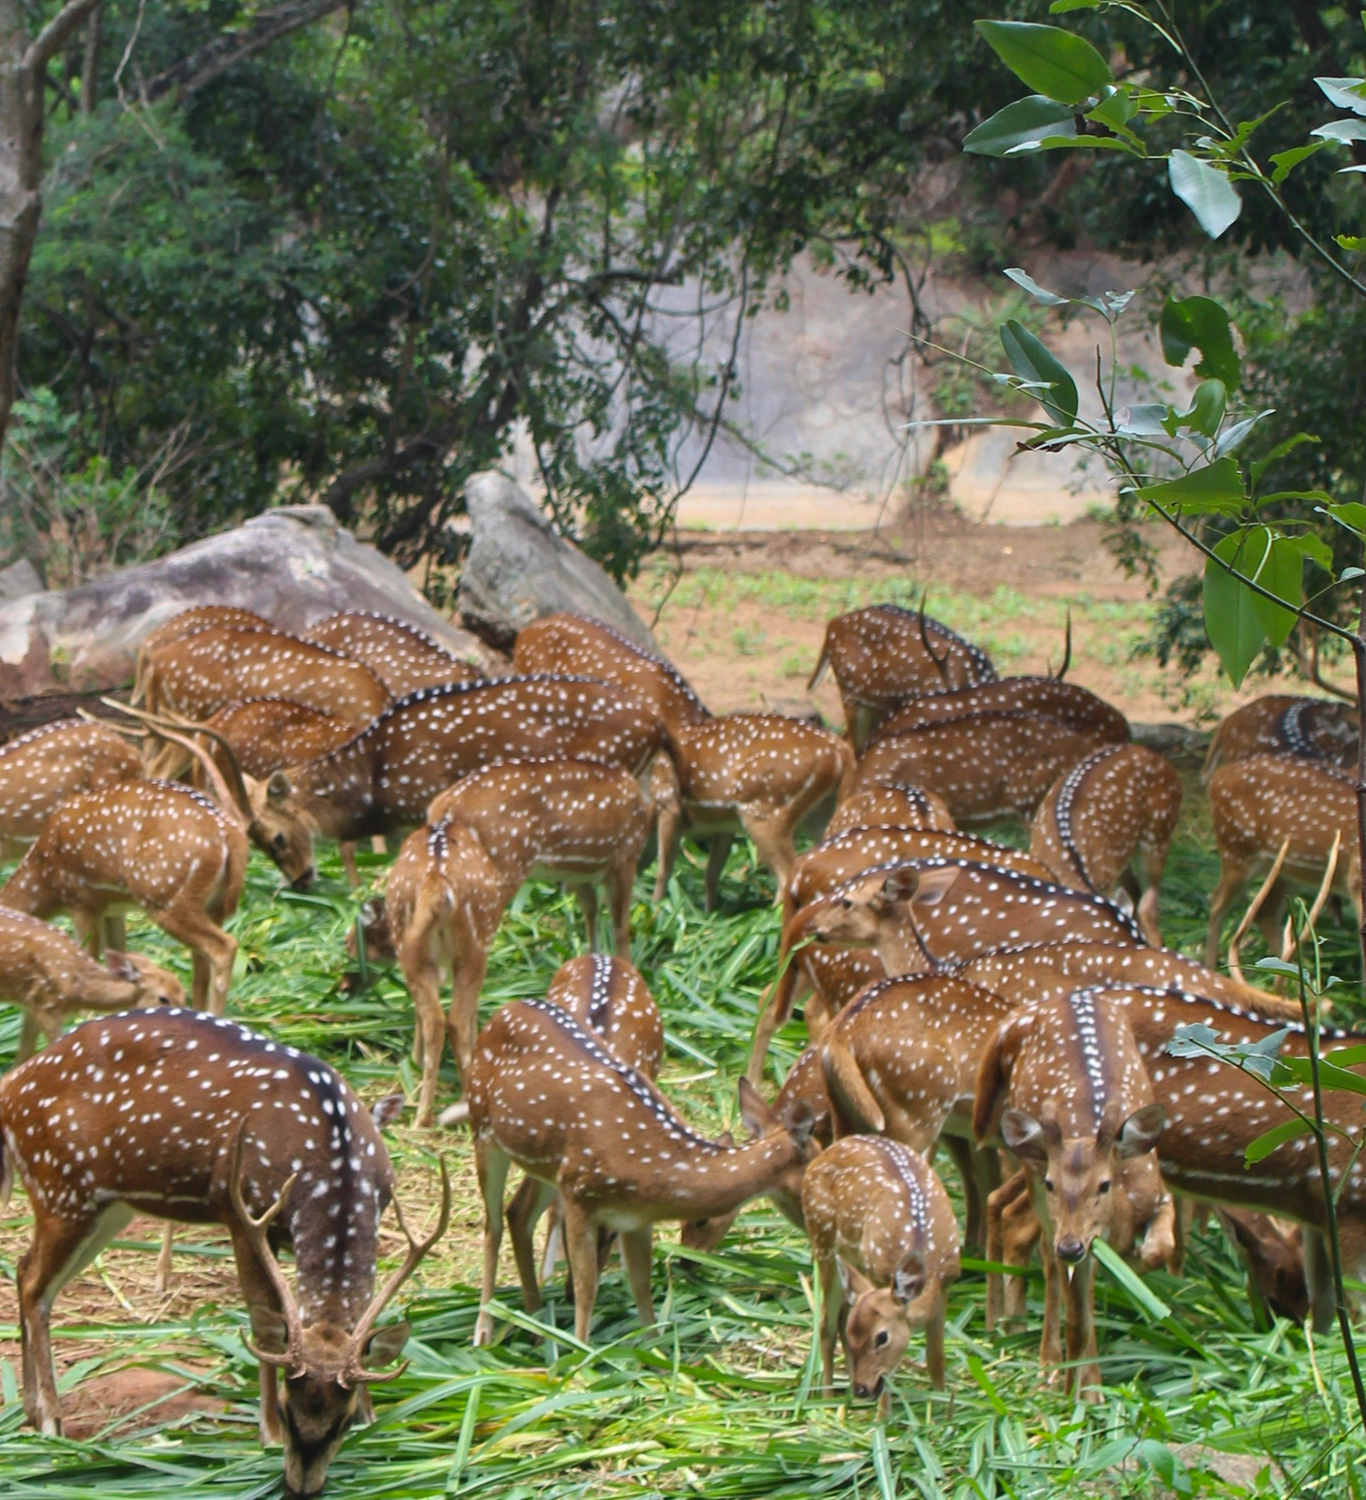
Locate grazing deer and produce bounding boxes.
[142,627,391,726]
[131,606,279,704]
[749,856,1144,1086]
[0,907,183,1060]
[1206,755,1362,967]
[852,712,1107,829]
[303,612,482,697]
[809,604,997,745]
[1029,744,1183,945]
[0,719,143,859]
[378,759,651,1124]
[1204,694,1357,779]
[1214,1207,1309,1326]
[803,1136,960,1402]
[873,677,1129,748]
[0,1008,449,1497]
[0,779,248,1014]
[263,677,670,850]
[512,613,852,908]
[826,781,956,838]
[467,998,816,1344]
[973,989,1171,1396]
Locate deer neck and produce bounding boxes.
[875,914,933,975]
[290,743,379,841]
[611,1130,800,1225]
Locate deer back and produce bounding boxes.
[303,612,481,697]
[203,697,357,778]
[873,677,1129,746]
[545,954,663,1079]
[145,628,391,725]
[514,612,710,737]
[1209,754,1360,883]
[819,605,996,712]
[827,781,956,838]
[676,713,853,808]
[0,719,143,849]
[1029,744,1182,894]
[1205,694,1357,779]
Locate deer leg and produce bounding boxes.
[704,835,734,913]
[924,1297,947,1391]
[153,905,237,1016]
[153,1224,177,1295]
[563,1199,602,1345]
[473,1139,512,1347]
[1039,1238,1063,1375]
[19,1203,134,1435]
[652,789,683,904]
[103,911,127,952]
[606,857,635,957]
[942,1135,987,1254]
[737,808,798,897]
[447,948,490,1097]
[228,1223,285,1443]
[507,1176,557,1314]
[406,958,447,1130]
[70,909,101,958]
[340,842,361,886]
[539,1196,565,1283]
[816,1251,841,1392]
[15,1010,41,1063]
[1304,1226,1335,1334]
[986,1170,1032,1331]
[1206,858,1251,967]
[1001,1185,1041,1328]
[572,883,601,953]
[1062,1255,1101,1399]
[619,1226,656,1330]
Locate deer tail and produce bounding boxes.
[971,1016,1013,1146]
[807,633,831,693]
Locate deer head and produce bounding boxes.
[840,1252,929,1401]
[104,949,186,1008]
[795,863,961,964]
[1001,1098,1166,1266]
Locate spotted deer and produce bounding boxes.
[803,1136,960,1403]
[809,604,997,745]
[303,612,483,697]
[872,677,1129,748]
[1203,694,1357,779]
[142,627,392,727]
[1206,755,1362,967]
[0,1009,449,1497]
[825,781,956,838]
[0,718,143,859]
[851,711,1108,829]
[0,778,248,1014]
[748,856,1144,1086]
[0,907,184,1060]
[972,989,1171,1396]
[131,605,279,705]
[376,759,651,1124]
[260,677,671,852]
[513,613,852,908]
[467,998,816,1344]
[1029,744,1183,945]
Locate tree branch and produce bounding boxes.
[24,0,103,75]
[144,0,347,104]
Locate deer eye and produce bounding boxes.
[272,833,287,850]
[874,1330,890,1348]
[1098,1180,1111,1194]
[1043,1178,1054,1192]
[839,897,852,910]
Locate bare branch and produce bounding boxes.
[24,0,103,75]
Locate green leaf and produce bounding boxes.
[1205,532,1268,687]
[1092,1238,1172,1322]
[1159,295,1241,390]
[1312,119,1366,142]
[1087,84,1139,131]
[1131,456,1247,516]
[1003,267,1068,305]
[1323,501,1366,538]
[1337,233,1366,252]
[1000,319,1079,426]
[1271,142,1326,183]
[1010,133,1136,154]
[1326,1044,1366,1067]
[1049,0,1100,10]
[1250,432,1319,487]
[1316,77,1366,117]
[1168,150,1243,239]
[975,21,1113,106]
[1252,534,1304,649]
[963,96,1076,156]
[1175,378,1227,439]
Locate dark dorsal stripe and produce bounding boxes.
[561,616,710,717]
[873,605,997,685]
[1065,982,1361,1043]
[588,954,614,1033]
[1052,744,1128,890]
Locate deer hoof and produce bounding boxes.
[473,1311,496,1347]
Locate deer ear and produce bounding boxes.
[909,865,959,907]
[1115,1102,1166,1159]
[1001,1109,1049,1168]
[737,1077,777,1139]
[248,1305,292,1354]
[839,1260,874,1299]
[879,866,921,903]
[364,1320,411,1368]
[267,771,291,802]
[714,1130,735,1149]
[780,1097,818,1151]
[104,950,137,982]
[369,1093,406,1130]
[892,1248,926,1305]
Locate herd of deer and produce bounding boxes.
[0,597,1360,1494]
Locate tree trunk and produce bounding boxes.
[80,7,98,114]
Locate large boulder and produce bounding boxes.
[456,472,657,651]
[0,505,496,695]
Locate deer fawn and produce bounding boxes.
[803,1136,960,1402]
[0,779,248,1014]
[872,676,1129,748]
[303,611,482,697]
[513,613,853,908]
[468,998,816,1344]
[0,907,184,1059]
[809,604,997,745]
[0,718,142,859]
[1029,744,1183,945]
[377,759,651,1124]
[973,989,1171,1396]
[1206,755,1362,967]
[825,781,956,838]
[852,711,1107,829]
[1203,694,1357,778]
[0,1008,449,1497]
[142,626,391,726]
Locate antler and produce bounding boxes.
[103,699,254,831]
[228,1116,305,1373]
[340,1158,452,1388]
[1052,609,1072,681]
[917,593,950,684]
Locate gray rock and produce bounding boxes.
[0,505,496,695]
[456,471,657,651]
[0,557,42,599]
[1131,720,1211,771]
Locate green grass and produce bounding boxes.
[0,822,1363,1499]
